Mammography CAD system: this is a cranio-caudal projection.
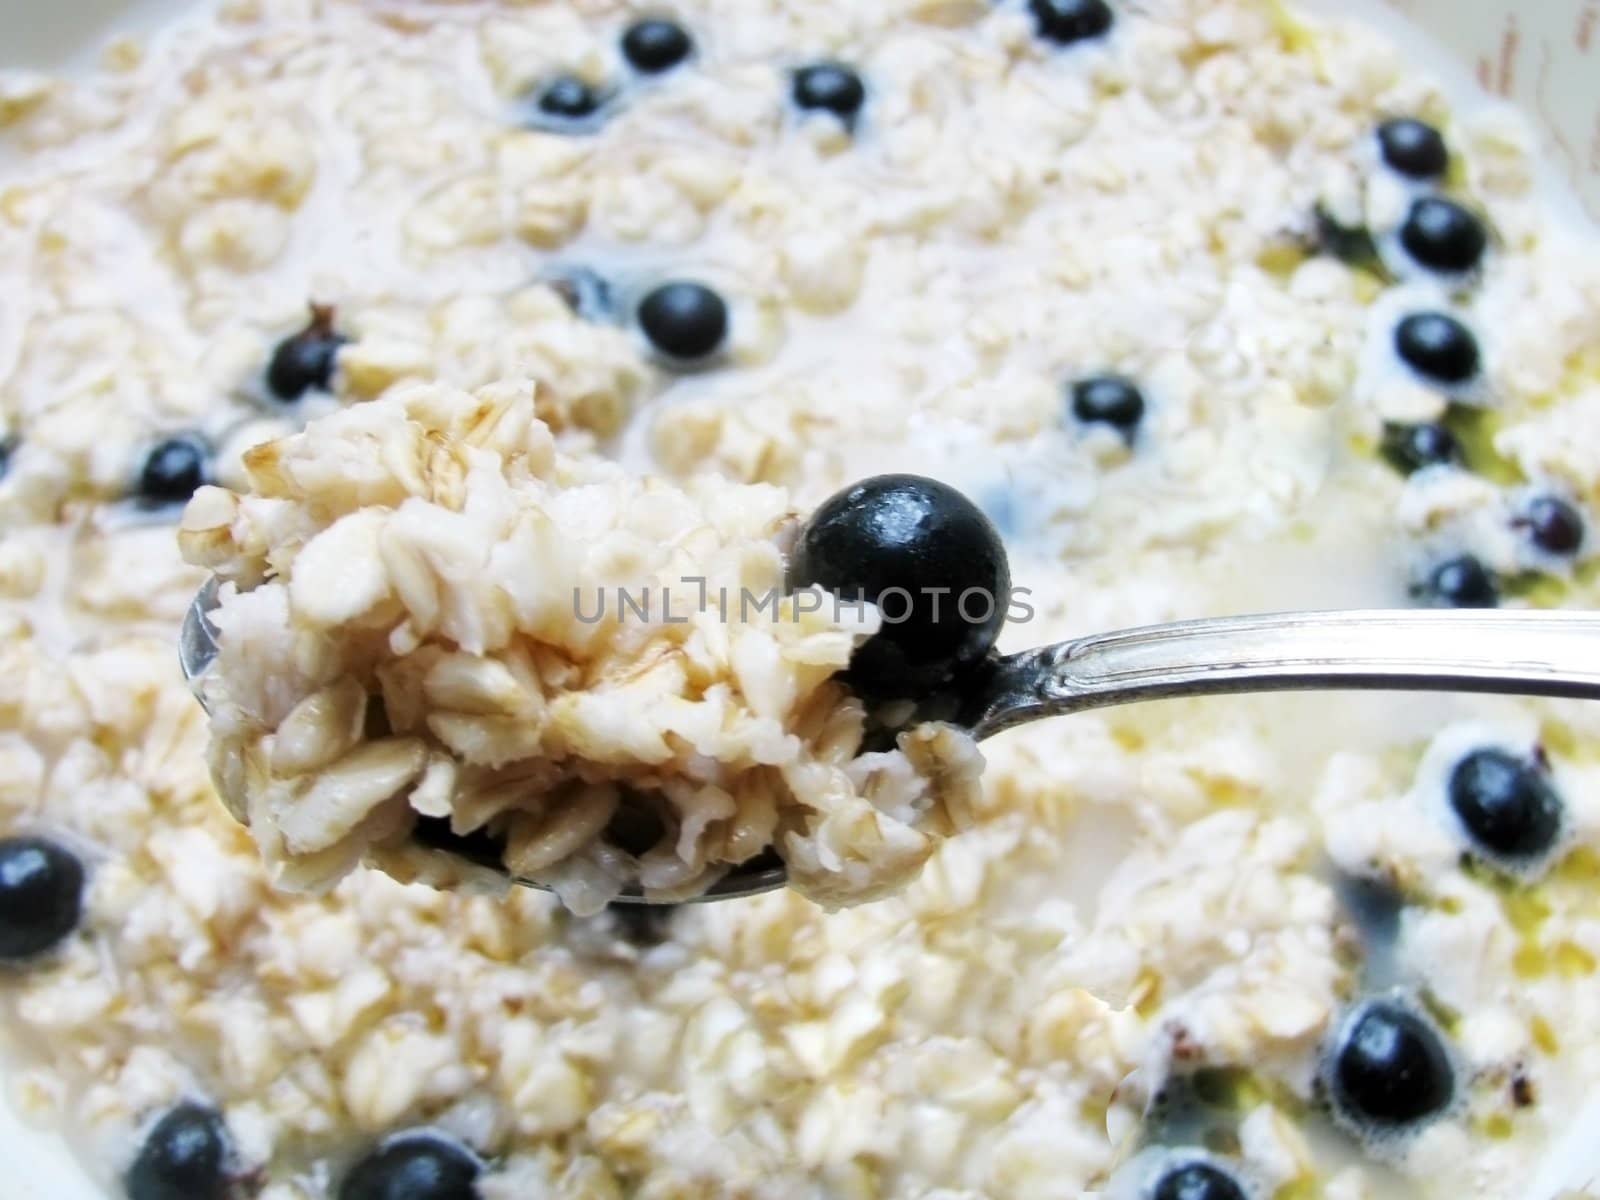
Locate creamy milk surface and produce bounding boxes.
[3,0,1600,1197]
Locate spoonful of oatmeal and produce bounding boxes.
[178,384,1600,910]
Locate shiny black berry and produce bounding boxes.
[1029,0,1115,44]
[622,18,692,73]
[125,1103,232,1200]
[1519,496,1585,556]
[1380,422,1462,475]
[1326,999,1455,1130]
[1377,118,1448,179]
[339,1131,482,1200]
[789,474,1011,699]
[536,75,604,120]
[1399,197,1488,274]
[1422,555,1498,608]
[0,835,85,961]
[637,281,729,360]
[267,305,346,401]
[139,436,209,505]
[0,433,16,481]
[792,63,866,121]
[1151,1160,1249,1200]
[1071,375,1145,434]
[1394,312,1480,385]
[1448,748,1564,863]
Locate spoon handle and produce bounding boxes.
[966,609,1600,738]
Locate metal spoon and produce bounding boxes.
[180,581,1600,904]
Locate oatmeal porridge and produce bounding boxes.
[2,0,1600,1197]
[179,385,982,911]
